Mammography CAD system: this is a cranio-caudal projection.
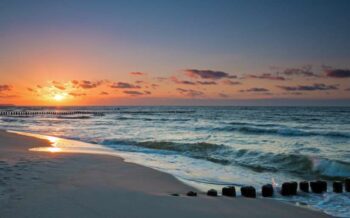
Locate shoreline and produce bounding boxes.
[0,130,331,218]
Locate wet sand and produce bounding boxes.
[0,130,331,218]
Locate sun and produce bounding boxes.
[53,93,66,101]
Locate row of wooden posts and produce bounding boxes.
[0,111,104,116]
[183,179,350,198]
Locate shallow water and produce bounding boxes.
[1,106,350,217]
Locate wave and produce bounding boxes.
[228,149,350,179]
[1,118,20,122]
[102,139,224,153]
[216,125,350,138]
[231,151,350,179]
[56,116,91,119]
[115,116,190,122]
[101,139,350,179]
[143,118,191,122]
[117,110,195,115]
[311,157,350,178]
[228,121,282,128]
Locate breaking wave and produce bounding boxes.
[101,139,350,179]
[216,125,350,138]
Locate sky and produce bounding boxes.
[0,0,350,106]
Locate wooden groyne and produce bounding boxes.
[182,179,350,198]
[0,111,105,117]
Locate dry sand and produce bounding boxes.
[0,130,331,218]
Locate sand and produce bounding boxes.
[0,130,331,218]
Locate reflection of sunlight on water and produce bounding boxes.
[29,135,63,153]
[47,147,61,152]
[30,146,62,153]
[47,136,59,145]
[8,130,113,155]
[32,135,63,152]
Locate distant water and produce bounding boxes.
[1,106,349,217]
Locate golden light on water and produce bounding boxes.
[30,146,63,153]
[47,136,59,144]
[46,147,62,153]
[29,135,62,153]
[16,131,113,156]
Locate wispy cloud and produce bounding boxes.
[110,82,141,89]
[0,84,15,98]
[0,85,12,92]
[123,90,151,96]
[151,84,159,89]
[248,73,286,80]
[49,81,66,90]
[177,88,204,97]
[72,80,104,89]
[184,69,236,80]
[54,85,66,90]
[171,76,217,85]
[171,76,196,85]
[129,72,146,76]
[277,83,338,91]
[0,95,17,98]
[197,81,217,85]
[155,77,168,82]
[240,88,270,92]
[281,65,318,77]
[69,92,86,97]
[324,68,350,78]
[284,92,304,95]
[222,80,241,85]
[218,93,229,98]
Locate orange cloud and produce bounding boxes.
[218,93,229,98]
[123,90,151,96]
[27,88,36,92]
[129,72,146,76]
[0,85,12,92]
[177,88,204,97]
[222,80,241,85]
[69,92,86,97]
[72,80,104,89]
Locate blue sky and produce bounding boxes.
[2,0,349,59]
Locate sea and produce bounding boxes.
[0,106,349,217]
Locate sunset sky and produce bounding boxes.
[0,0,350,106]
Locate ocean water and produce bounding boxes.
[0,106,349,217]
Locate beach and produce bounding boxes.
[0,130,331,218]
[1,0,349,216]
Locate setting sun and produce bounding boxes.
[53,94,66,101]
